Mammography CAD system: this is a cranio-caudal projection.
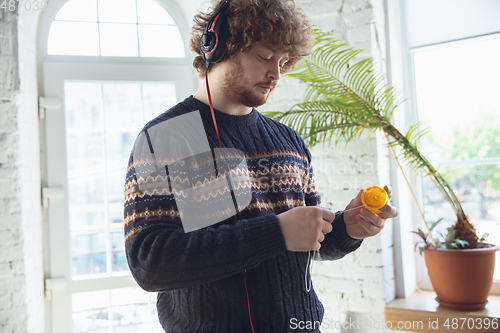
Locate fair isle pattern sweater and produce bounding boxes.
[124,96,363,332]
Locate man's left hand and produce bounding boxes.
[343,185,398,240]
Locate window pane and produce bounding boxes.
[111,231,128,273]
[55,0,98,22]
[139,25,185,58]
[71,232,107,276]
[137,0,175,25]
[414,37,500,281]
[66,132,104,175]
[107,168,127,205]
[100,23,139,57]
[102,83,143,128]
[72,288,163,333]
[422,164,500,280]
[48,22,100,56]
[69,203,106,227]
[64,81,177,279]
[65,82,103,129]
[98,0,137,23]
[141,83,177,121]
[414,38,500,158]
[109,203,125,225]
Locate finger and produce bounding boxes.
[355,189,363,202]
[321,208,335,223]
[378,204,399,219]
[346,189,363,210]
[384,185,392,199]
[356,213,385,235]
[360,208,386,228]
[321,221,333,235]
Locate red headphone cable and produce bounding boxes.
[205,67,223,148]
[205,64,255,333]
[243,271,256,333]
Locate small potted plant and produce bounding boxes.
[264,30,499,310]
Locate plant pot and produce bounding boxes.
[423,244,500,311]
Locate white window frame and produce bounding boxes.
[410,33,500,296]
[385,0,500,299]
[38,0,198,331]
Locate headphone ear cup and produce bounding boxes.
[201,32,215,53]
[200,1,229,63]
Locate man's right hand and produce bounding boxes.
[277,206,335,252]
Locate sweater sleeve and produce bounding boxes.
[124,126,287,292]
[319,213,363,260]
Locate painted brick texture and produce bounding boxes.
[0,7,27,333]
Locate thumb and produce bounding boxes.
[353,189,363,205]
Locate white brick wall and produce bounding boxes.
[0,8,28,333]
[268,1,395,332]
[17,6,44,332]
[1,6,45,333]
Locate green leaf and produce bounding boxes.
[445,227,455,243]
[429,218,444,232]
[267,29,469,237]
[410,230,426,242]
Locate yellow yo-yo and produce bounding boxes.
[361,185,389,213]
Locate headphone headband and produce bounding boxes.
[200,0,230,64]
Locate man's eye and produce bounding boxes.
[260,55,271,61]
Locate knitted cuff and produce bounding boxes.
[332,212,363,253]
[245,214,287,263]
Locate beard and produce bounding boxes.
[220,59,276,108]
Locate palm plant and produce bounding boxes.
[264,30,481,249]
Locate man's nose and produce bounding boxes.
[267,60,281,81]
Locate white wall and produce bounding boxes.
[263,0,394,331]
[0,6,45,333]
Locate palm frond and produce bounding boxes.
[265,29,469,227]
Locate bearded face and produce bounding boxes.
[218,44,287,108]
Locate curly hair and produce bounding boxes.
[190,0,313,78]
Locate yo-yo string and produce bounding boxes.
[305,204,365,292]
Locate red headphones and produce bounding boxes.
[200,0,230,64]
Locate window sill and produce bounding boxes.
[385,290,500,332]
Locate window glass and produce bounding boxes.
[139,25,185,57]
[55,0,98,22]
[414,37,500,280]
[99,23,139,57]
[98,0,137,24]
[72,287,163,332]
[48,21,100,56]
[65,81,176,279]
[138,0,175,24]
[48,0,185,57]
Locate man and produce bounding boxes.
[124,0,398,332]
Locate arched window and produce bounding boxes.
[40,0,195,331]
[47,0,185,57]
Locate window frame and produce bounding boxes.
[385,0,500,299]
[409,33,500,295]
[38,0,197,331]
[38,0,192,61]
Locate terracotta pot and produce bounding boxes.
[423,244,500,311]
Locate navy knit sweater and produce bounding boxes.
[124,96,362,332]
